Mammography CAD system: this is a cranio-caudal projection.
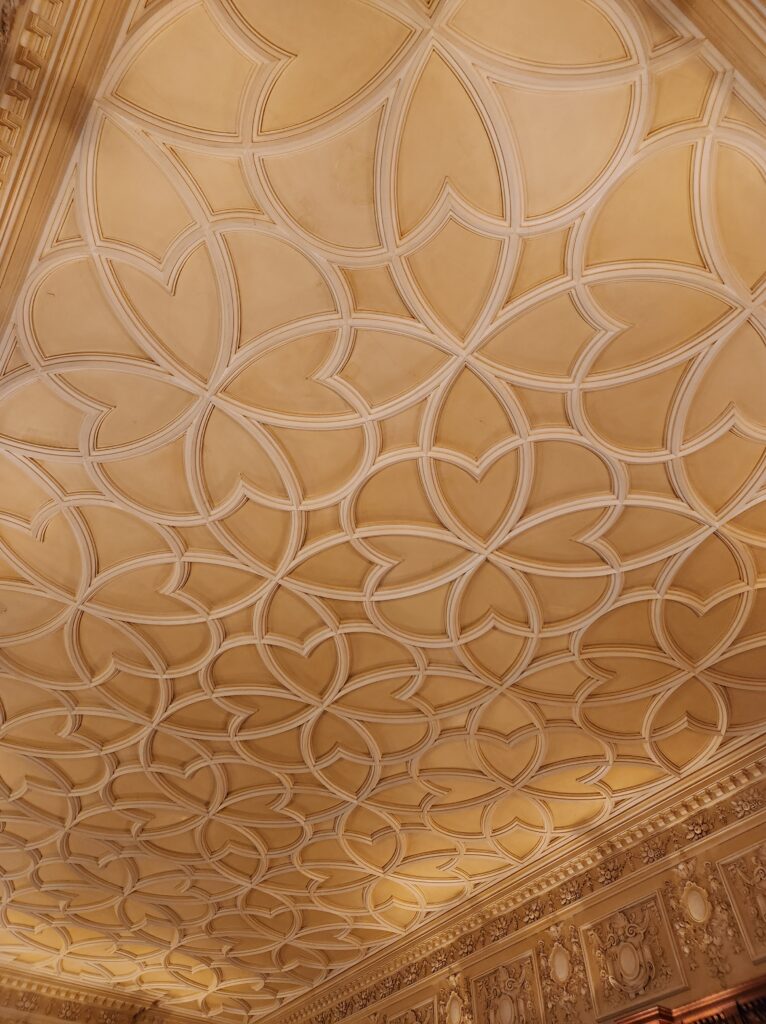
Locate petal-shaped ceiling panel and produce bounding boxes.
[3,0,766,1019]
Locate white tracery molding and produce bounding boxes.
[0,0,764,1020]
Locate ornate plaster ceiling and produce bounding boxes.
[0,0,766,1019]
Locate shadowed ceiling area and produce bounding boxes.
[0,0,766,1019]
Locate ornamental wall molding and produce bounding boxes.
[276,762,765,1024]
[0,0,130,325]
[388,999,435,1024]
[437,973,473,1024]
[582,894,684,1018]
[0,964,198,1024]
[536,923,593,1024]
[719,841,766,964]
[670,0,766,94]
[662,857,743,983]
[472,953,542,1024]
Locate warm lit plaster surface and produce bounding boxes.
[0,0,766,1020]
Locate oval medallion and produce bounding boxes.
[684,885,711,924]
[550,944,571,985]
[496,994,515,1024]
[448,995,462,1024]
[618,942,640,981]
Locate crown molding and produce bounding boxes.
[0,754,762,1024]
[0,962,204,1024]
[0,0,132,329]
[267,741,766,1024]
[669,0,766,95]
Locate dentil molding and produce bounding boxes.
[0,0,131,324]
[0,963,198,1024]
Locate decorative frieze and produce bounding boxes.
[582,895,686,1019]
[0,971,164,1024]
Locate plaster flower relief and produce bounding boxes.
[662,858,743,982]
[473,956,541,1024]
[537,924,592,1024]
[583,895,684,1016]
[721,842,766,962]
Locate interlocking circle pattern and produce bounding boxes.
[0,0,765,1019]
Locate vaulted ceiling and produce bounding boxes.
[0,0,765,1020]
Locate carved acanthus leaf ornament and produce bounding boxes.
[474,955,541,1024]
[537,924,592,1023]
[722,843,766,961]
[585,897,681,1015]
[0,0,21,42]
[663,859,743,982]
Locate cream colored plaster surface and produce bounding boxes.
[0,0,766,1020]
